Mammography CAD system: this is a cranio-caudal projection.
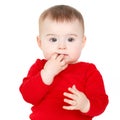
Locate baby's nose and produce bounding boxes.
[58,41,66,49]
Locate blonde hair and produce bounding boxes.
[39,5,84,33]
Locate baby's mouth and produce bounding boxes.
[58,53,68,56]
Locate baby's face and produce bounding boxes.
[38,18,86,64]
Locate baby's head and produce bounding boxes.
[39,5,84,35]
[37,5,86,64]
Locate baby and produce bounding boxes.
[19,5,108,120]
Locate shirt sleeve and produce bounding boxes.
[19,59,50,105]
[84,63,109,117]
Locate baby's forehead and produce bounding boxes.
[40,15,80,23]
[40,16,83,28]
[39,18,84,38]
[41,17,83,30]
[40,16,84,34]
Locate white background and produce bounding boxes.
[0,0,120,120]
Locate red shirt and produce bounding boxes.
[19,59,108,120]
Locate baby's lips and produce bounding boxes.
[57,53,68,56]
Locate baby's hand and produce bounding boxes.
[41,53,68,85]
[44,53,68,76]
[63,85,90,113]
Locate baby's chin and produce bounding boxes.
[64,59,78,64]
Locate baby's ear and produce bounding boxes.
[37,36,41,48]
[82,35,86,48]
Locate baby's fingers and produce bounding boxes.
[63,92,77,100]
[50,53,58,60]
[56,54,64,61]
[64,98,76,106]
[63,104,76,110]
[68,85,82,96]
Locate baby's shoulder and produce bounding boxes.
[77,61,96,68]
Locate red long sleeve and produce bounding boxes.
[19,59,108,120]
[19,59,50,105]
[83,64,108,116]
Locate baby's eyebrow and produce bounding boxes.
[46,34,56,37]
[66,34,78,37]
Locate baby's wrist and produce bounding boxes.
[81,98,90,113]
[41,69,54,85]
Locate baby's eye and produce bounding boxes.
[68,37,75,42]
[49,38,57,42]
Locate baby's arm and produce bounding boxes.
[63,64,108,117]
[20,54,68,105]
[41,53,68,85]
